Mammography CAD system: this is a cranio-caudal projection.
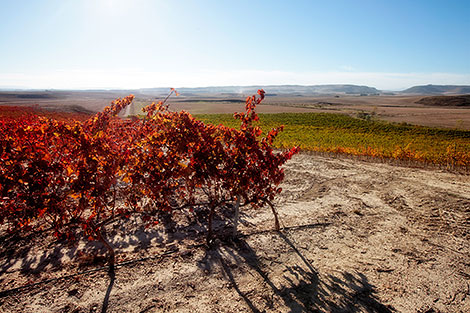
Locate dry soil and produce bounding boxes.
[0,153,469,312]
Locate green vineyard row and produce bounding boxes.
[196,112,470,169]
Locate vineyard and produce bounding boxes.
[0,105,91,121]
[197,112,470,169]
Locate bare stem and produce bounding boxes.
[232,196,241,237]
[267,200,280,231]
[92,223,115,273]
[207,204,215,245]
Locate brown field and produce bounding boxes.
[260,95,470,130]
[1,91,469,129]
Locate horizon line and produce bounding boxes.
[2,83,470,93]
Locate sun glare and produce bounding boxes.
[87,0,134,16]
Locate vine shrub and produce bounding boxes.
[0,89,298,269]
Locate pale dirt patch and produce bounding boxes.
[1,153,469,312]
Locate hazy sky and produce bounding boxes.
[1,0,469,90]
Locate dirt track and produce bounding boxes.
[1,153,469,312]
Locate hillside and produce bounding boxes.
[402,84,470,95]
[415,95,470,106]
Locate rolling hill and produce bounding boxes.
[402,84,470,95]
[415,95,470,106]
[139,84,380,96]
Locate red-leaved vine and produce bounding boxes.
[0,89,299,270]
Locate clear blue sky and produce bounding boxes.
[1,0,469,90]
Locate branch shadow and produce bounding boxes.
[198,229,394,313]
[0,231,78,280]
[0,200,243,281]
[101,269,115,313]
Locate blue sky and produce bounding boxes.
[0,0,469,90]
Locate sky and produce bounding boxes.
[0,0,469,90]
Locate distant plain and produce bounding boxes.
[1,90,469,130]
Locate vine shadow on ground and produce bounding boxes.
[0,202,244,288]
[198,228,394,313]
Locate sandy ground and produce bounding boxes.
[1,153,469,312]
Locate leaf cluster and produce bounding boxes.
[1,90,298,249]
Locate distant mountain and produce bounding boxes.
[6,84,470,96]
[139,84,380,96]
[401,84,470,95]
